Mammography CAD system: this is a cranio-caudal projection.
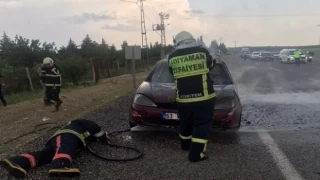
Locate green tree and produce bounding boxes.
[101,38,108,49]
[81,34,93,49]
[209,40,219,53]
[58,57,90,85]
[81,34,96,58]
[219,43,228,54]
[30,39,41,53]
[7,35,33,67]
[121,41,128,51]
[0,32,14,59]
[66,38,78,54]
[108,44,117,67]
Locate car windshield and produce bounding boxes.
[146,61,233,85]
[289,51,295,55]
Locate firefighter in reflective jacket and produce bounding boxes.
[0,119,108,178]
[293,49,302,67]
[168,31,216,162]
[41,57,63,111]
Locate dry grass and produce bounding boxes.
[0,72,148,153]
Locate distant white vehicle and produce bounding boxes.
[279,49,307,64]
[240,48,250,58]
[250,51,260,60]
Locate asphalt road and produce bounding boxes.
[1,55,320,180]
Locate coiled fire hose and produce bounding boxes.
[87,128,143,162]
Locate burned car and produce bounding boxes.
[129,59,242,130]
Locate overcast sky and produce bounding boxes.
[0,0,319,49]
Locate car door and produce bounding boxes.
[281,50,287,62]
[279,50,284,62]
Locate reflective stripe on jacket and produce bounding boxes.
[41,64,62,86]
[46,119,106,147]
[168,46,216,103]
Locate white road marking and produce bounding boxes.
[258,131,304,180]
[308,78,320,82]
[269,67,282,72]
[289,69,294,72]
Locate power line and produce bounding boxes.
[146,1,159,23]
[144,14,161,37]
[145,1,160,24]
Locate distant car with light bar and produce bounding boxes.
[129,59,242,130]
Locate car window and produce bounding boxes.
[289,51,295,55]
[146,61,233,85]
[209,64,233,85]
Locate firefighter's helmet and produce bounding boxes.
[43,57,54,65]
[173,31,195,46]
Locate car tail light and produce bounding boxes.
[133,94,157,107]
[215,97,235,110]
[132,109,141,117]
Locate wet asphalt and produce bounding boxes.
[1,55,320,180]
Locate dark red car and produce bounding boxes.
[129,59,242,129]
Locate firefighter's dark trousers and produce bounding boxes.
[295,58,301,67]
[0,85,6,106]
[45,86,61,103]
[6,134,81,170]
[178,99,215,162]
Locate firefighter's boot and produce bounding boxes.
[0,159,27,178]
[49,158,79,177]
[44,99,52,106]
[188,141,208,162]
[48,167,80,177]
[52,100,63,112]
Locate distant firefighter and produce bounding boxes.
[40,57,63,111]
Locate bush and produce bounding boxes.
[58,57,91,85]
[1,64,30,94]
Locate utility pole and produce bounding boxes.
[140,0,149,65]
[153,12,170,49]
